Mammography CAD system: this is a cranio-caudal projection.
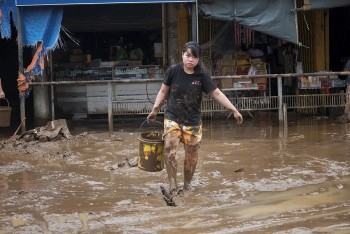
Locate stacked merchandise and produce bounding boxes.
[217,53,235,88]
[249,59,268,90]
[232,52,256,89]
[234,52,251,75]
[298,76,321,89]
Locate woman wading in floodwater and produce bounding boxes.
[147,41,243,195]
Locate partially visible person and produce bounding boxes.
[0,78,5,98]
[147,41,243,195]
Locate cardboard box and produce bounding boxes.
[70,54,86,63]
[235,65,250,75]
[257,83,267,90]
[235,58,251,66]
[221,54,234,66]
[252,77,268,84]
[128,60,142,66]
[72,48,83,55]
[217,78,233,89]
[221,65,235,75]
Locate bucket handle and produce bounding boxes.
[138,119,164,135]
[0,98,9,107]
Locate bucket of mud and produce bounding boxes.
[0,98,11,127]
[137,120,164,172]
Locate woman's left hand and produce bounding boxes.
[233,111,243,124]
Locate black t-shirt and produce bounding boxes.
[163,63,217,125]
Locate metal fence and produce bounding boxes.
[112,92,347,115]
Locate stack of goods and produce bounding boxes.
[217,53,235,88]
[249,59,268,90]
[298,76,321,89]
[220,53,235,75]
[233,80,257,89]
[234,52,251,75]
[69,48,87,63]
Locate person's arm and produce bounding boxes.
[209,88,243,124]
[0,78,5,98]
[147,83,170,122]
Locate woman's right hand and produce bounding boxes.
[0,91,5,98]
[147,111,157,123]
[147,106,159,123]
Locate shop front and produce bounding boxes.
[10,0,198,120]
[3,0,350,125]
[52,3,169,118]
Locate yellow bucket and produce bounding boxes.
[137,120,164,172]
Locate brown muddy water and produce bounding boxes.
[0,115,350,233]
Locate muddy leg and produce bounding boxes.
[183,144,199,190]
[164,132,180,193]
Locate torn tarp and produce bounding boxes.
[0,1,63,96]
[199,0,299,45]
[0,0,18,38]
[0,1,63,49]
[17,43,45,97]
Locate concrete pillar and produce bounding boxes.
[33,75,49,126]
[167,3,179,65]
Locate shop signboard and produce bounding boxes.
[16,0,195,6]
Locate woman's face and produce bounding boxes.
[182,48,199,71]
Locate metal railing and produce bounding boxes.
[30,71,350,134]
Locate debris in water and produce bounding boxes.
[160,185,176,207]
[234,168,244,173]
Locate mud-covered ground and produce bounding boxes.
[0,115,350,233]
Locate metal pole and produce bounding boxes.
[192,1,198,42]
[49,51,55,120]
[162,3,167,67]
[17,6,26,133]
[108,82,113,135]
[196,0,199,42]
[277,75,283,123]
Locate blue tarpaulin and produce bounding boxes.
[1,1,63,50]
[16,0,194,6]
[1,0,63,96]
[21,6,63,49]
[0,0,18,39]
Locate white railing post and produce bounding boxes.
[278,76,283,123]
[108,82,113,135]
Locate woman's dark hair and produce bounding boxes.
[182,41,201,58]
[182,41,207,74]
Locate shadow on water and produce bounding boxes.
[0,114,350,233]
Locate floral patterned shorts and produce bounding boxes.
[163,118,202,145]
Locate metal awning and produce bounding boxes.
[16,0,195,6]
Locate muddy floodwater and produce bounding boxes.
[0,115,350,233]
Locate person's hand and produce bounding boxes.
[0,90,5,99]
[233,111,243,124]
[147,106,159,123]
